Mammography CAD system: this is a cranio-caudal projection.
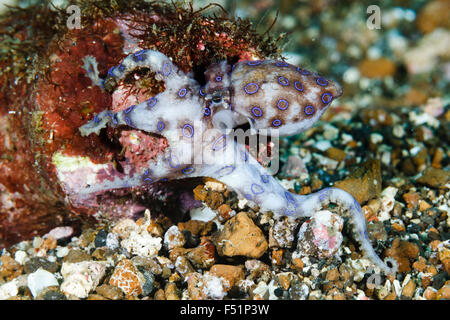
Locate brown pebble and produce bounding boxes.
[63,249,92,263]
[193,185,208,201]
[401,279,416,299]
[417,167,450,188]
[96,284,124,300]
[271,249,284,266]
[384,238,419,272]
[164,282,180,300]
[412,257,427,272]
[416,0,450,33]
[403,192,420,209]
[423,287,437,300]
[291,258,304,272]
[217,204,233,220]
[324,147,346,162]
[437,284,450,300]
[358,58,396,78]
[154,288,166,300]
[209,264,245,290]
[334,159,382,204]
[214,212,268,258]
[326,268,339,282]
[185,240,216,269]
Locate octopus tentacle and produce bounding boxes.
[297,188,398,274]
[197,141,396,274]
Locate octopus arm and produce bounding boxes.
[194,141,397,274]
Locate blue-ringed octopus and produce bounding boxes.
[79,49,398,274]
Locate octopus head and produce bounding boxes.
[229,60,343,136]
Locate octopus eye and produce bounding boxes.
[304,105,315,115]
[277,99,289,110]
[212,95,222,103]
[251,106,263,117]
[244,83,259,95]
[277,76,289,86]
[316,77,327,86]
[272,119,282,127]
[321,92,333,104]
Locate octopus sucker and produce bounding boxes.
[79,49,396,274]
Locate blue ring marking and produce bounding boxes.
[212,134,227,151]
[204,107,211,116]
[162,62,172,76]
[244,83,259,95]
[182,167,195,175]
[261,174,270,183]
[316,77,327,86]
[94,115,100,123]
[144,177,153,183]
[304,105,315,115]
[285,191,295,204]
[247,60,262,66]
[215,76,222,82]
[277,99,289,110]
[251,183,264,195]
[125,116,132,126]
[133,50,146,61]
[272,119,282,127]
[321,92,333,104]
[112,113,119,125]
[231,64,236,71]
[294,81,304,92]
[244,193,253,200]
[182,124,194,138]
[144,169,149,175]
[277,76,289,86]
[118,63,125,72]
[276,61,289,67]
[318,190,328,201]
[199,87,206,96]
[251,106,263,117]
[284,208,295,216]
[134,49,145,56]
[161,178,168,182]
[169,155,180,168]
[296,66,310,75]
[240,151,248,162]
[215,165,235,177]
[147,97,157,108]
[107,66,115,77]
[157,121,165,131]
[124,105,135,114]
[178,88,188,98]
